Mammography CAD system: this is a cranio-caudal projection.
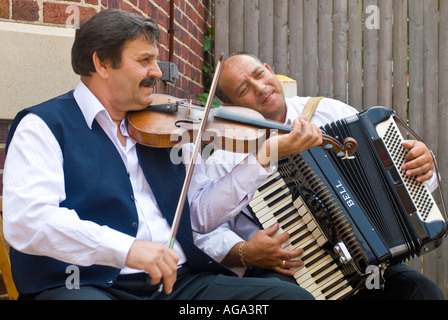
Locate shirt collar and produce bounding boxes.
[73,80,110,129]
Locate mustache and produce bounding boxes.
[140,77,157,87]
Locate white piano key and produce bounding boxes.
[252,186,290,213]
[250,174,285,206]
[295,254,334,282]
[255,192,292,221]
[261,204,300,229]
[312,272,351,300]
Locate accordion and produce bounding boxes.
[248,106,447,300]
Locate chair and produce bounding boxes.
[0,197,19,300]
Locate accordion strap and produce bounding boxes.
[302,97,325,122]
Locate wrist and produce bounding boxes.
[238,241,251,269]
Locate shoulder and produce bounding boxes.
[286,96,358,126]
[319,98,358,117]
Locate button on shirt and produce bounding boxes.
[3,81,272,274]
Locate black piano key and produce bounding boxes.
[325,281,351,300]
[291,231,314,246]
[305,252,329,268]
[278,209,299,224]
[267,191,292,207]
[257,174,282,192]
[282,215,302,229]
[263,184,288,201]
[321,277,346,295]
[302,241,317,252]
[290,225,309,240]
[272,202,294,217]
[313,264,341,284]
[311,260,336,278]
[301,247,322,261]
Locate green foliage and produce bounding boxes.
[203,26,214,53]
[197,92,221,108]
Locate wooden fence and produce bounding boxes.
[214,0,448,298]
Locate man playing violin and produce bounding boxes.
[2,10,322,300]
[195,52,443,300]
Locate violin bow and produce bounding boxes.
[167,53,225,250]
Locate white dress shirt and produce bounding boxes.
[2,80,272,274]
[194,96,438,275]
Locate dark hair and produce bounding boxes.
[215,52,263,104]
[71,9,160,76]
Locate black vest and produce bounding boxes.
[6,91,233,294]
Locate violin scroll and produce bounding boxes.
[323,136,358,159]
[343,137,358,157]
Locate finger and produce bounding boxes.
[404,148,426,164]
[281,248,304,261]
[148,265,163,286]
[403,155,429,170]
[163,249,180,293]
[290,118,305,137]
[263,223,280,237]
[416,169,434,183]
[148,248,178,285]
[159,251,179,294]
[402,140,416,150]
[282,258,304,269]
[272,232,290,246]
[262,224,292,246]
[273,258,304,276]
[161,267,177,295]
[298,120,322,146]
[403,156,433,175]
[405,164,432,178]
[310,125,323,147]
[273,266,296,276]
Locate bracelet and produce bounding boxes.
[238,241,249,268]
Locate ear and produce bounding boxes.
[264,63,275,75]
[92,51,110,79]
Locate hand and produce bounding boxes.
[125,240,180,294]
[256,116,323,167]
[243,223,304,276]
[402,140,434,182]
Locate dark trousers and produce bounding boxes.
[245,263,444,300]
[30,265,314,300]
[350,263,444,300]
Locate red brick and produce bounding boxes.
[12,0,39,21]
[136,0,145,13]
[119,0,140,15]
[43,3,97,25]
[0,0,10,19]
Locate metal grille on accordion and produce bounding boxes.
[248,106,447,300]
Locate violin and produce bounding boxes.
[127,94,358,158]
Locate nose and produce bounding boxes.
[149,61,163,79]
[251,79,266,96]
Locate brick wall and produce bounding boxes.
[0,0,214,191]
[0,0,213,98]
